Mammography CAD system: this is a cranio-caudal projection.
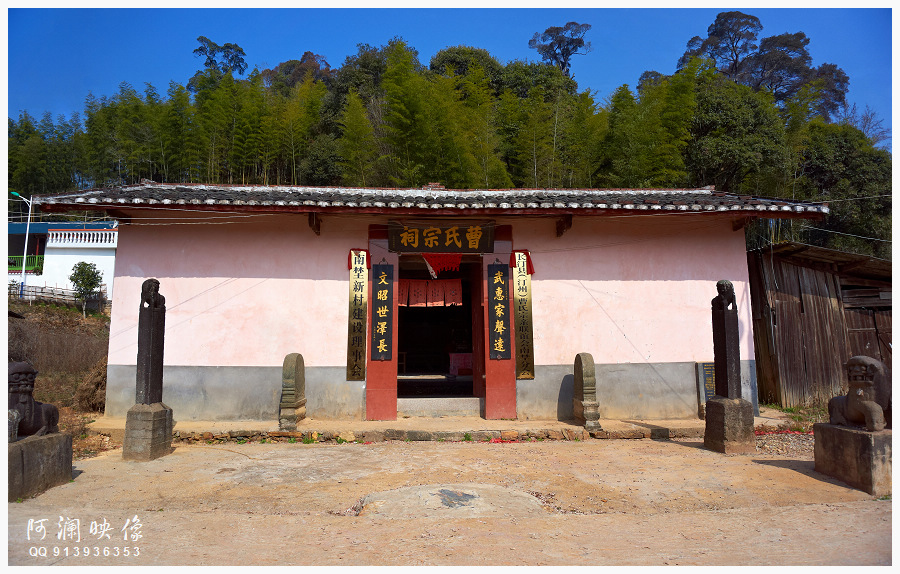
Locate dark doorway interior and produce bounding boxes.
[397,255,477,398]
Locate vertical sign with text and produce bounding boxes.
[347,250,368,380]
[698,362,716,401]
[371,264,394,361]
[513,252,535,378]
[488,263,512,360]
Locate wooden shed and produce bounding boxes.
[747,242,891,407]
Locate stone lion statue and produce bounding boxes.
[713,280,737,311]
[8,362,59,437]
[828,356,892,432]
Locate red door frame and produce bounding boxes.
[482,225,517,419]
[365,226,399,420]
[364,223,517,420]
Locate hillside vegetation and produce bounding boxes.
[8,11,891,258]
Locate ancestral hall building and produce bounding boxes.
[38,183,827,422]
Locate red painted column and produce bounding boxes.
[366,227,398,420]
[471,261,486,399]
[483,226,517,419]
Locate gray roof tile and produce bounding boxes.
[36,183,830,217]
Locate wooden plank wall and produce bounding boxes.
[748,252,855,407]
[845,308,893,369]
[747,251,780,404]
[875,310,892,368]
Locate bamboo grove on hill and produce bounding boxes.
[8,37,891,258]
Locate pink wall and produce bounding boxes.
[509,215,755,366]
[108,214,368,368]
[109,211,755,371]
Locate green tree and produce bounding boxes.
[337,88,378,186]
[678,11,762,80]
[556,90,606,188]
[598,84,656,187]
[459,67,513,188]
[262,52,333,97]
[528,22,592,78]
[500,60,577,100]
[69,262,103,318]
[509,86,554,187]
[684,62,786,193]
[794,121,892,258]
[430,46,504,95]
[381,40,427,186]
[678,11,848,119]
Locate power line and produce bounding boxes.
[804,194,892,203]
[799,225,891,243]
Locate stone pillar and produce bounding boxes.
[123,278,174,462]
[573,353,601,431]
[704,280,756,454]
[279,353,307,431]
[711,280,741,399]
[703,398,756,454]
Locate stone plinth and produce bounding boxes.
[704,397,756,454]
[8,433,73,501]
[279,353,307,431]
[123,402,174,461]
[573,352,601,431]
[814,423,892,497]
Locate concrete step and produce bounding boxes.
[397,397,484,418]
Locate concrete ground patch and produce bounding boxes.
[358,483,546,518]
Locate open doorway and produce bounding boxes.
[397,255,478,398]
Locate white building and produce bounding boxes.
[40,227,119,298]
[8,221,118,299]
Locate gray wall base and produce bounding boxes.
[518,362,744,421]
[107,365,364,421]
[106,360,757,423]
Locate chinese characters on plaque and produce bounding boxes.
[371,264,394,361]
[388,222,495,253]
[487,263,511,360]
[512,251,535,378]
[346,250,368,380]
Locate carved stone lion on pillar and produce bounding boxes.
[828,356,892,432]
[8,362,59,437]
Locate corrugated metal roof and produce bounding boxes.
[36,182,829,217]
[750,241,891,283]
[7,221,118,235]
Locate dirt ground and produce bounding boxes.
[7,436,891,566]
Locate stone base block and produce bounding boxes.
[704,397,756,454]
[573,399,601,431]
[814,423,892,496]
[8,433,73,501]
[123,402,174,461]
[279,400,307,431]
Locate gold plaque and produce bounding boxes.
[347,250,368,380]
[513,252,535,379]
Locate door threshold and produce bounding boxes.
[397,396,484,418]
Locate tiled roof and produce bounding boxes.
[37,183,829,217]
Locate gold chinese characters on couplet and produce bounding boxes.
[347,250,367,380]
[487,263,512,360]
[513,252,535,379]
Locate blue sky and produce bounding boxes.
[6,7,893,141]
